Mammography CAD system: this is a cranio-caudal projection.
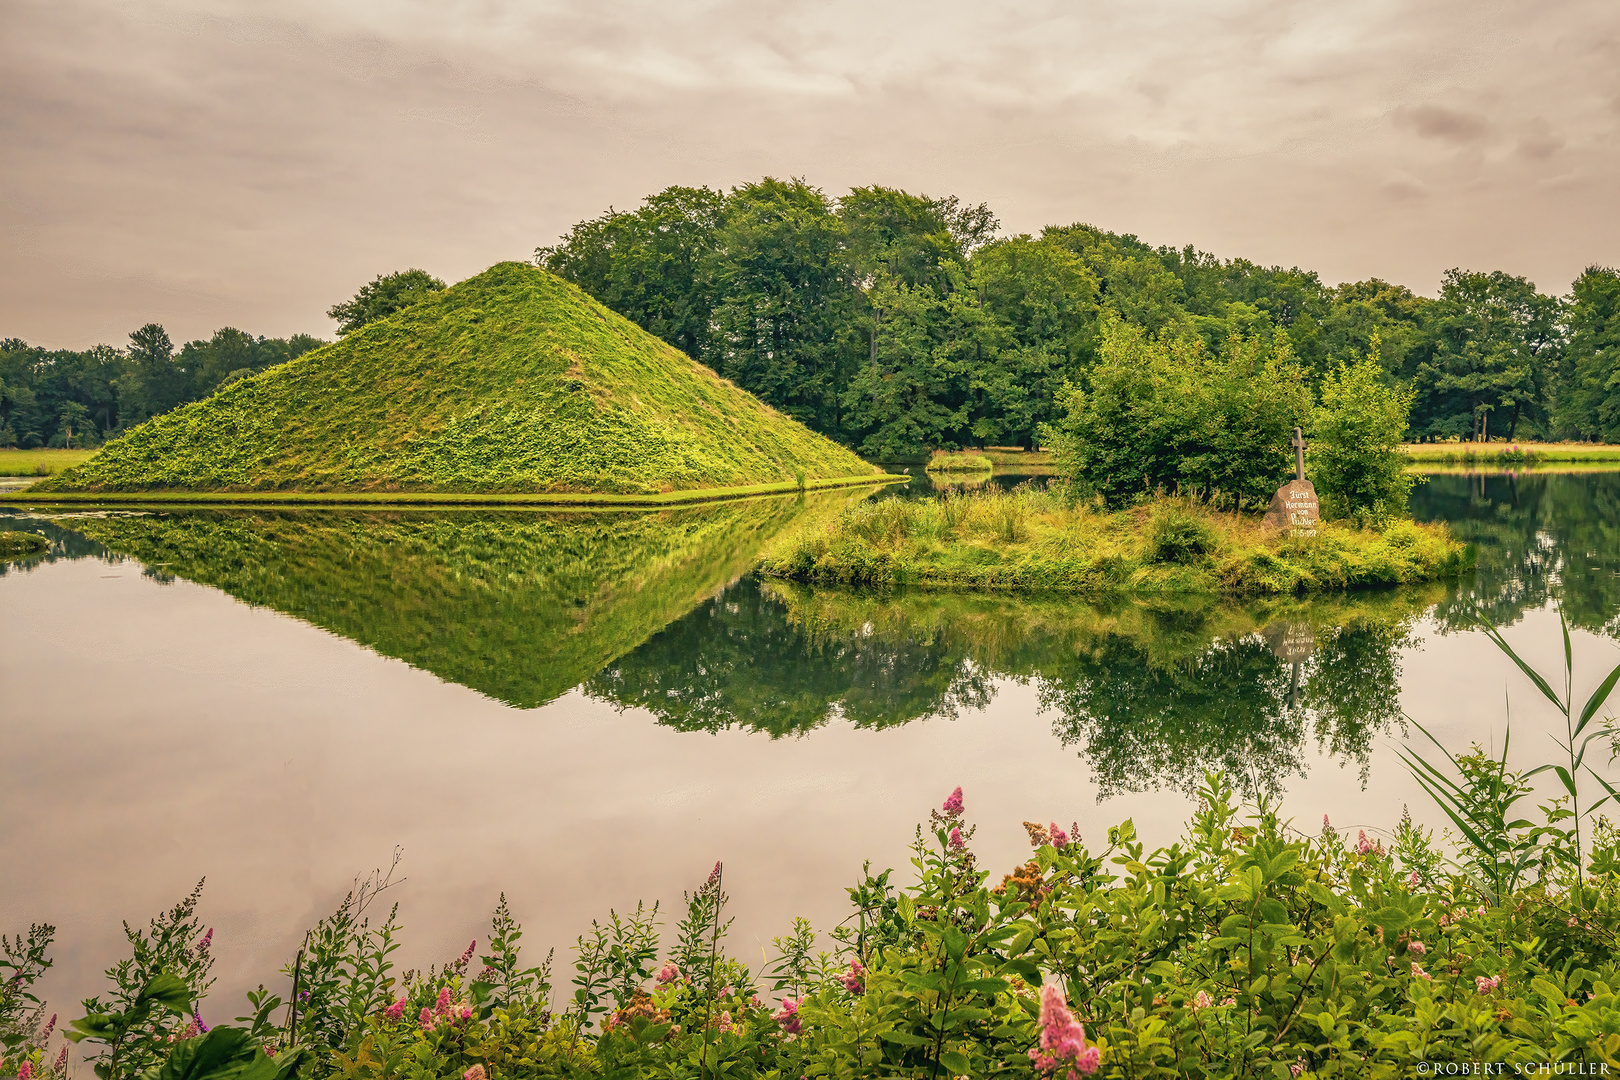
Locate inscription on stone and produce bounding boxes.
[1263,479,1319,536]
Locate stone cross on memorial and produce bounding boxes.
[1262,425,1320,536]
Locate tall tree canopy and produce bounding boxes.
[326,269,446,337]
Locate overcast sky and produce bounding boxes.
[5,0,1618,349]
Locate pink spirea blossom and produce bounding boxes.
[1322,815,1330,829]
[19,1061,33,1080]
[1219,997,1236,1007]
[197,929,213,953]
[419,1007,435,1032]
[772,997,802,1036]
[1028,984,1101,1077]
[383,998,406,1021]
[1476,975,1501,994]
[656,963,681,984]
[459,1007,472,1022]
[1407,940,1426,956]
[41,1015,56,1041]
[1408,871,1420,888]
[1048,823,1069,849]
[435,987,453,1016]
[1290,1062,1305,1077]
[1410,962,1431,981]
[840,960,865,993]
[707,862,723,886]
[717,1011,734,1035]
[948,827,965,851]
[457,941,476,967]
[463,1066,486,1080]
[942,787,964,816]
[54,1048,67,1072]
[1191,991,1212,1011]
[193,1013,209,1035]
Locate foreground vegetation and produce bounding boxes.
[36,264,877,496]
[758,487,1470,595]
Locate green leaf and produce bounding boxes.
[878,1030,930,1047]
[138,972,196,1015]
[1576,659,1620,737]
[940,1050,971,1074]
[141,1027,258,1080]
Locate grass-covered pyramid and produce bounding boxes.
[42,262,878,496]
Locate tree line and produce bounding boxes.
[0,326,325,449]
[538,178,1620,456]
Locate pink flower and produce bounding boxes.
[435,987,453,1016]
[840,960,866,993]
[383,998,406,1021]
[1407,871,1419,888]
[772,996,802,1036]
[459,1007,472,1022]
[1476,975,1501,994]
[193,1012,209,1035]
[707,861,723,886]
[463,1068,485,1080]
[419,1007,435,1032]
[1568,916,1579,927]
[948,827,965,851]
[1191,991,1212,1010]
[1356,830,1373,854]
[1027,984,1101,1077]
[1220,997,1235,1007]
[53,1048,67,1073]
[1048,823,1069,849]
[717,1011,734,1035]
[457,941,476,967]
[942,787,964,816]
[657,963,681,984]
[41,1015,56,1041]
[1410,962,1431,981]
[1407,941,1426,956]
[196,928,213,953]
[20,1061,33,1080]
[1322,814,1330,829]
[1290,1063,1305,1077]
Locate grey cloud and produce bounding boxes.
[1393,104,1492,144]
[4,0,1620,348]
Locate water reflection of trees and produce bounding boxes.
[590,580,1437,797]
[1414,471,1620,637]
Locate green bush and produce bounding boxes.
[1042,317,1311,508]
[1145,503,1219,564]
[1311,342,1417,523]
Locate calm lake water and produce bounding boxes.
[3,471,1619,1019]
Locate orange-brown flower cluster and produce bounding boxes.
[993,859,1049,900]
[607,989,670,1030]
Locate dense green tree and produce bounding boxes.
[1410,269,1564,440]
[1043,316,1312,506]
[1554,266,1620,441]
[1310,342,1417,520]
[326,269,446,337]
[706,178,859,434]
[537,186,725,359]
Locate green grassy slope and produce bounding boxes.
[41,263,878,494]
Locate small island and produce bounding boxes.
[762,320,1472,595]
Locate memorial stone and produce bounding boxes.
[1262,426,1320,536]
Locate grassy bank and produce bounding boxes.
[1403,441,1620,466]
[924,450,993,472]
[10,473,903,508]
[758,487,1472,595]
[0,448,98,476]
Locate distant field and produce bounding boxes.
[1402,442,1620,464]
[0,448,99,476]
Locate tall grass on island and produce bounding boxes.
[6,622,1620,1078]
[758,486,1471,595]
[1403,443,1620,468]
[924,450,994,474]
